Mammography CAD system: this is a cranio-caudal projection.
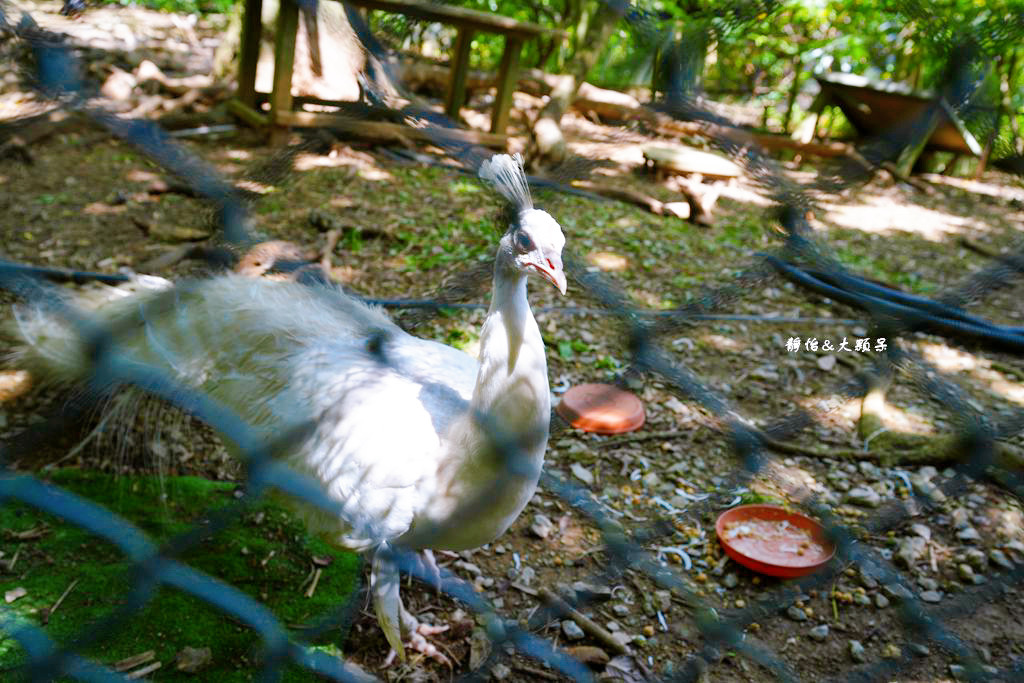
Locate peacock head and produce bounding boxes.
[505,208,566,295]
[479,153,567,296]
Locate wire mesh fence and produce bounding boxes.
[2,0,1024,681]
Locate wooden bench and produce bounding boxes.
[231,0,564,145]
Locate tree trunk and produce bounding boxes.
[531,0,623,164]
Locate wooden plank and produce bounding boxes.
[445,27,474,119]
[491,35,522,134]
[270,0,300,138]
[274,110,508,148]
[237,0,263,107]
[341,0,564,38]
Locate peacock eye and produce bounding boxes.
[515,231,534,252]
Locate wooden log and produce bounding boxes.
[643,145,742,179]
[571,180,691,220]
[0,109,78,163]
[274,110,507,147]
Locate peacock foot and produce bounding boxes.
[381,606,450,667]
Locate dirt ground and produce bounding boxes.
[3,2,1024,682]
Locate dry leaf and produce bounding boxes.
[565,645,610,667]
[175,646,212,673]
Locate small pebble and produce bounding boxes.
[491,662,511,681]
[920,590,942,603]
[531,514,554,539]
[808,625,829,642]
[848,640,867,663]
[612,604,630,617]
[846,486,882,508]
[964,549,987,570]
[561,620,585,641]
[858,569,878,590]
[908,642,930,657]
[949,664,967,681]
[786,606,808,622]
[896,537,927,568]
[957,564,975,582]
[990,549,1014,570]
[956,527,981,543]
[723,573,739,589]
[881,643,901,659]
[874,593,890,609]
[918,577,939,592]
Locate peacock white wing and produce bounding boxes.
[13,274,479,549]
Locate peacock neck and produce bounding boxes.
[468,261,549,435]
[487,267,531,369]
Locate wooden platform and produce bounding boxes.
[232,0,564,144]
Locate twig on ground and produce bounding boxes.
[39,578,78,625]
[533,586,628,656]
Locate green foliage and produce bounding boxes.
[0,470,361,680]
[556,338,591,360]
[96,0,233,14]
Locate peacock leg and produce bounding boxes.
[373,544,450,666]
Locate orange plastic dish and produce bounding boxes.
[715,504,835,578]
[555,383,645,435]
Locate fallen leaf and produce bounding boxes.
[175,646,212,673]
[565,645,610,667]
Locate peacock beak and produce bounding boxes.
[534,253,566,295]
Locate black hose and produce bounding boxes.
[765,255,1024,352]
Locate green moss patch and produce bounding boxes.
[0,469,361,680]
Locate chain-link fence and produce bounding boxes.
[2,1,1024,680]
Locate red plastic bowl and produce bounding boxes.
[555,383,645,435]
[715,504,835,578]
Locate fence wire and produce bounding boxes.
[2,1,1024,681]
